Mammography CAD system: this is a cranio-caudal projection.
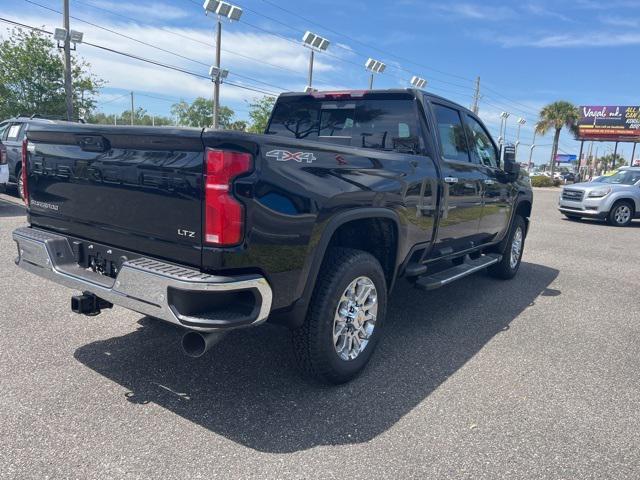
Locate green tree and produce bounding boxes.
[228,120,248,131]
[247,96,276,133]
[170,97,235,128]
[535,101,580,175]
[599,153,626,173]
[0,28,103,119]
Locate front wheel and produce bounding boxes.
[607,201,633,227]
[292,247,387,384]
[17,167,25,200]
[488,216,526,280]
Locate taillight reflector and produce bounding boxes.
[21,139,29,205]
[204,148,252,246]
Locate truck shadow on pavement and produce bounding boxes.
[0,197,25,218]
[74,261,558,453]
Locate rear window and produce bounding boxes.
[266,97,421,153]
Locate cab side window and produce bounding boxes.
[6,123,23,142]
[465,115,499,169]
[432,104,470,162]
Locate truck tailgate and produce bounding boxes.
[25,124,204,268]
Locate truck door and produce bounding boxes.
[463,113,513,242]
[430,103,485,255]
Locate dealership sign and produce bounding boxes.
[578,106,640,141]
[555,154,577,165]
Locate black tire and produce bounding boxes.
[488,215,526,280]
[292,247,387,384]
[564,214,581,221]
[16,166,24,200]
[607,201,634,227]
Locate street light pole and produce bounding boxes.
[498,112,510,167]
[307,49,315,90]
[63,0,74,121]
[203,1,243,129]
[365,58,386,90]
[301,31,329,92]
[213,17,222,129]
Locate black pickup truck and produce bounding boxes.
[13,89,532,383]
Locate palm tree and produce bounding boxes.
[535,101,580,174]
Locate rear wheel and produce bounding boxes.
[488,216,526,280]
[607,201,633,227]
[292,247,387,384]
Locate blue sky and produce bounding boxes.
[1,0,639,165]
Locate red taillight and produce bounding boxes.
[0,144,6,165]
[21,139,29,205]
[204,148,252,246]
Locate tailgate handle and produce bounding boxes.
[77,135,110,153]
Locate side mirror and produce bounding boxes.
[502,143,520,176]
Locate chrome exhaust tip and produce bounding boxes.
[181,331,226,358]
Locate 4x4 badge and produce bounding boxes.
[266,149,317,164]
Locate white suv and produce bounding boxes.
[558,167,640,227]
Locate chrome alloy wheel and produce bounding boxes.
[614,205,631,225]
[510,226,524,269]
[17,173,24,200]
[333,276,378,361]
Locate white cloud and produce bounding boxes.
[492,31,640,48]
[0,12,341,106]
[433,3,516,21]
[85,0,190,21]
[600,16,640,28]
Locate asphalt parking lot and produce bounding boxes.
[0,188,638,479]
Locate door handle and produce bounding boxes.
[484,179,496,185]
[444,177,458,184]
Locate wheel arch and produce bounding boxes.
[274,208,404,329]
[609,196,637,214]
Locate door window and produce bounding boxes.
[432,104,470,162]
[465,115,499,168]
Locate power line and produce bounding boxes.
[71,0,325,83]
[22,0,287,94]
[253,0,474,83]
[0,16,279,97]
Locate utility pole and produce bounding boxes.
[528,130,537,172]
[130,91,135,126]
[213,18,222,129]
[63,0,74,121]
[471,76,481,114]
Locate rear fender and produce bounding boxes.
[274,208,403,329]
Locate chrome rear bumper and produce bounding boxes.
[12,227,272,332]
